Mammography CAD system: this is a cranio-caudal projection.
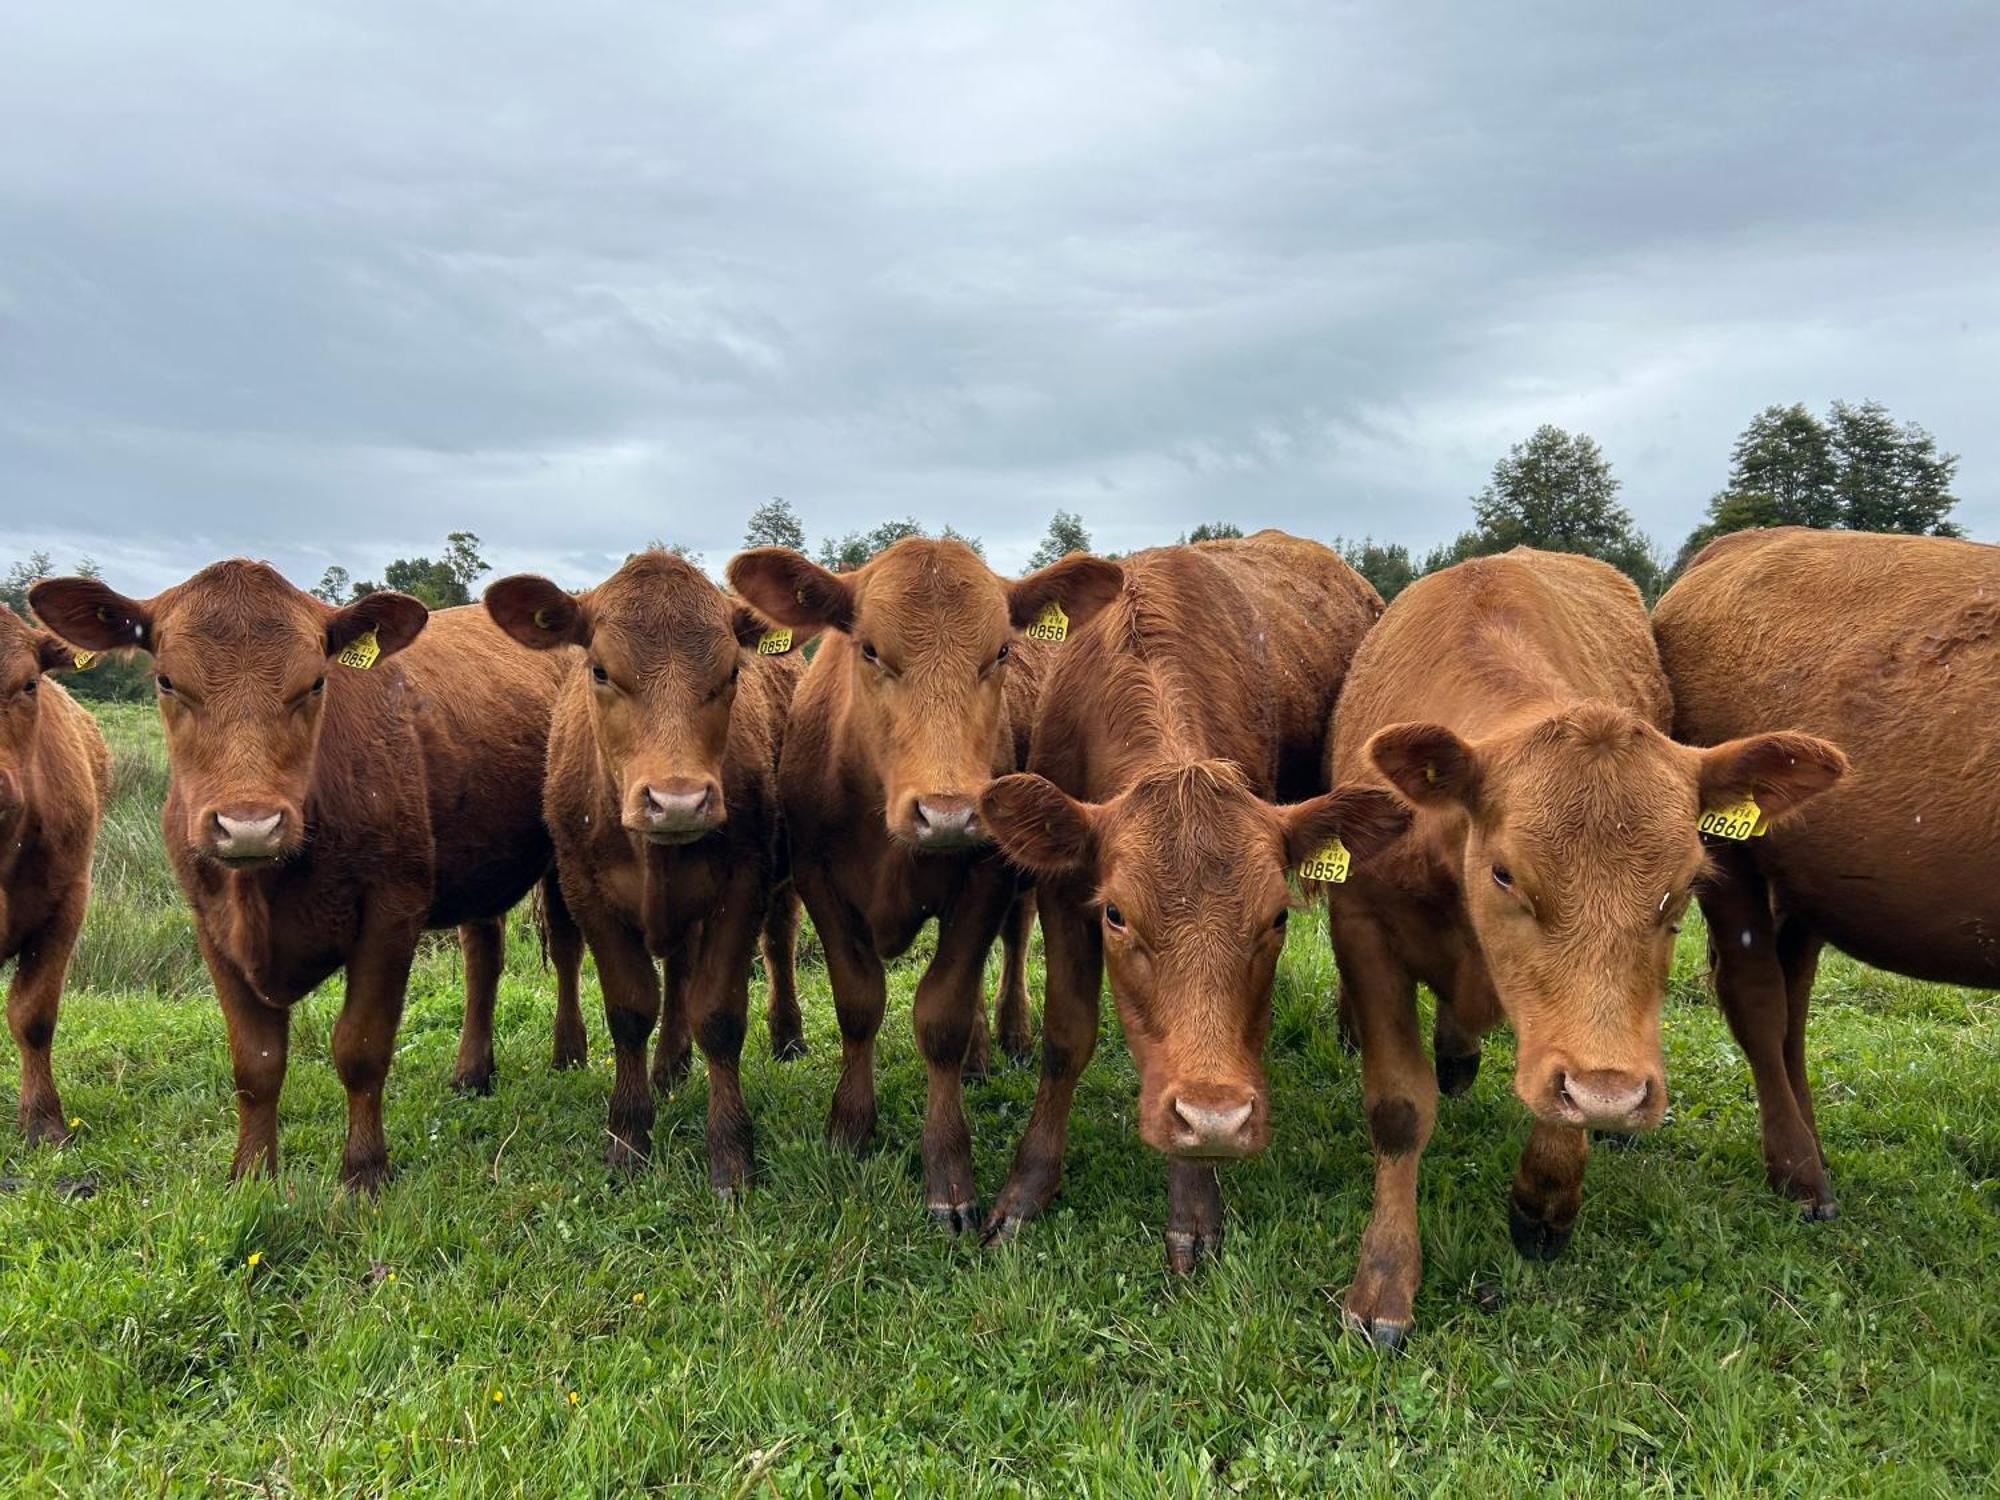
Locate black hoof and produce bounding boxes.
[979,1210,1028,1248]
[1508,1198,1575,1261]
[770,1032,808,1063]
[1799,1198,1838,1223]
[1339,1309,1409,1350]
[1164,1228,1223,1274]
[450,1070,496,1098]
[1435,1050,1481,1097]
[928,1201,984,1236]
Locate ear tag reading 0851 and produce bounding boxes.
[757,626,794,656]
[71,650,98,671]
[1296,838,1353,884]
[1698,795,1768,841]
[336,629,381,671]
[1025,599,1069,644]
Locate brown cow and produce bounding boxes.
[1327,548,1845,1345]
[729,538,1121,1231]
[485,552,808,1191]
[1,606,109,1144]
[975,532,1406,1268]
[31,562,586,1189]
[1654,526,2000,1218]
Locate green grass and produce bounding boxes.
[1,707,1995,1494]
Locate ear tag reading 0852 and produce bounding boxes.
[336,629,381,671]
[1296,838,1353,884]
[757,626,794,656]
[1025,599,1069,643]
[71,650,98,671]
[1698,795,1768,841]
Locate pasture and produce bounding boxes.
[1,702,1994,1495]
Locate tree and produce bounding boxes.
[1,550,53,618]
[353,531,493,608]
[940,524,986,559]
[1334,536,1419,602]
[441,531,491,597]
[817,518,925,572]
[1830,400,1961,537]
[743,497,807,552]
[633,539,705,568]
[1182,521,1244,543]
[1026,510,1090,572]
[312,566,352,604]
[1455,425,1661,597]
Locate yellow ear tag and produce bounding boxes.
[1025,599,1069,643]
[1296,838,1353,884]
[1698,795,1767,841]
[757,626,794,656]
[336,629,381,671]
[72,650,98,670]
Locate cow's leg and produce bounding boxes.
[332,919,419,1193]
[651,933,693,1093]
[201,929,290,1180]
[1509,1121,1590,1258]
[1701,849,1835,1217]
[450,916,504,1095]
[1165,1160,1225,1272]
[584,914,662,1170]
[761,884,806,1062]
[992,887,1037,1067]
[1432,954,1499,1099]
[1776,916,1827,1156]
[802,873,885,1153]
[983,877,1101,1245]
[684,868,764,1195]
[8,894,85,1144]
[914,870,1011,1234]
[543,872,589,1070]
[1336,912,1434,1348]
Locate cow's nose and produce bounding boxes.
[211,809,286,861]
[1554,1069,1654,1129]
[1171,1094,1258,1157]
[911,794,984,849]
[641,779,720,838]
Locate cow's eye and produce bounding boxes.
[590,663,609,685]
[1272,908,1289,932]
[995,642,1012,667]
[860,642,880,666]
[156,674,175,695]
[1103,903,1126,931]
[1491,865,1514,891]
[730,662,741,685]
[310,675,326,696]
[22,677,38,696]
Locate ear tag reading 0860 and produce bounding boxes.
[1698,795,1768,841]
[336,629,381,671]
[757,626,795,656]
[72,650,98,671]
[1296,838,1353,884]
[1025,599,1069,644]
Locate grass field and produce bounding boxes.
[1,702,1995,1494]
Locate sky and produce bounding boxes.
[3,1,1995,592]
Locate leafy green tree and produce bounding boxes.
[744,498,807,552]
[1182,521,1244,543]
[1334,536,1419,602]
[354,531,492,608]
[311,566,352,604]
[1,550,53,618]
[1830,400,1961,537]
[939,525,986,559]
[1026,510,1091,572]
[817,518,925,572]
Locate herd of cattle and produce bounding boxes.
[2,525,1994,1345]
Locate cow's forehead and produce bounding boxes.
[1490,738,1700,879]
[592,556,730,645]
[856,545,1006,643]
[1104,765,1283,907]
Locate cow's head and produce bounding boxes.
[982,760,1410,1159]
[31,562,427,867]
[1370,704,1846,1131]
[0,605,84,832]
[487,552,768,845]
[730,539,1121,848]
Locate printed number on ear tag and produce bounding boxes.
[336,629,381,671]
[1296,838,1352,884]
[1698,795,1767,841]
[1025,600,1069,643]
[757,627,794,656]
[72,650,98,670]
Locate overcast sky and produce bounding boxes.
[3,2,1994,592]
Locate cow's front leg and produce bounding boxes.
[800,870,885,1154]
[1165,1160,1225,1272]
[8,893,85,1144]
[916,871,1013,1233]
[684,868,765,1196]
[583,913,663,1171]
[200,927,290,1181]
[1509,1121,1589,1258]
[450,915,504,1095]
[333,915,419,1192]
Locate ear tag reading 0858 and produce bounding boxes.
[1025,599,1069,644]
[71,650,98,671]
[1296,838,1352,884]
[336,629,381,671]
[1699,795,1768,841]
[757,626,794,656]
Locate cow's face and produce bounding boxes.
[31,564,427,867]
[487,553,764,845]
[1371,706,1846,1131]
[982,763,1409,1159]
[0,606,78,832]
[731,540,1121,848]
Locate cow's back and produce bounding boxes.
[1655,526,2000,984]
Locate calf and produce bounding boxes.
[485,552,807,1191]
[975,532,1404,1268]
[0,606,109,1144]
[729,537,1120,1231]
[1327,548,1844,1345]
[32,563,586,1188]
[1654,526,2000,1217]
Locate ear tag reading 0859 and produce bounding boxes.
[336,629,381,671]
[757,626,794,656]
[1025,599,1069,643]
[1698,795,1767,841]
[71,650,98,671]
[1296,838,1353,884]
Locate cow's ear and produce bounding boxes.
[28,577,154,654]
[979,773,1097,875]
[728,549,854,633]
[1281,785,1412,870]
[326,590,428,662]
[34,631,81,673]
[728,602,821,653]
[1368,723,1481,811]
[1698,731,1848,823]
[1008,554,1123,634]
[486,574,587,650]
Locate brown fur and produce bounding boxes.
[29,562,585,1189]
[1654,526,2000,1214]
[486,553,807,1192]
[1326,548,1844,1344]
[975,531,1402,1267]
[727,537,1122,1230]
[0,607,109,1144]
